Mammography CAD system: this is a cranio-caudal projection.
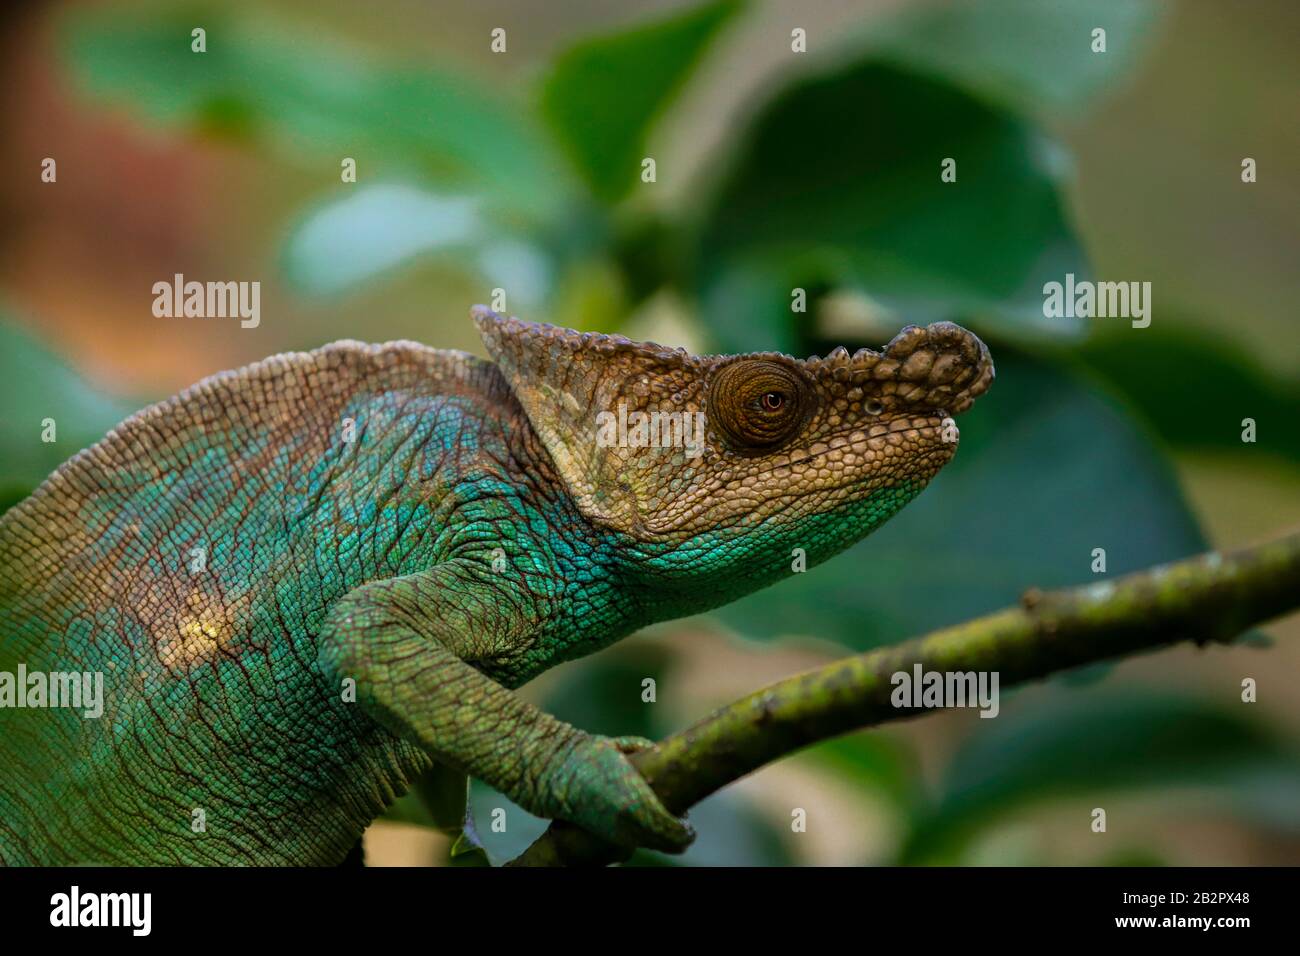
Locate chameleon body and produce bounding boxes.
[0,307,992,864]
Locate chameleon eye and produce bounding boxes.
[709,360,812,451]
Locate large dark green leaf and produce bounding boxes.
[1075,322,1300,460]
[540,0,742,204]
[62,5,565,218]
[716,350,1204,648]
[540,639,677,741]
[866,0,1161,115]
[0,316,137,515]
[899,687,1300,863]
[695,60,1088,354]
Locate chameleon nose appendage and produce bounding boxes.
[804,321,994,419]
[872,322,995,416]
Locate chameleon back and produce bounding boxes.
[0,341,508,864]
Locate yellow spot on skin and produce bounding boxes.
[155,588,242,672]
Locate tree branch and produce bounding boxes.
[507,529,1300,867]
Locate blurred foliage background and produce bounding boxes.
[1,0,1297,865]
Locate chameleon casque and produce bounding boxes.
[0,306,993,865]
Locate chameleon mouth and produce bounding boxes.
[749,413,954,485]
[681,418,955,537]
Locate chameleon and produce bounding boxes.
[0,306,993,865]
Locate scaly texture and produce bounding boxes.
[0,308,992,864]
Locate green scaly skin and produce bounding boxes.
[0,307,993,865]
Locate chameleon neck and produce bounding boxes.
[613,480,927,625]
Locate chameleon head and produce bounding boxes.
[475,307,993,573]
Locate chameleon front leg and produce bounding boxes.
[317,565,693,855]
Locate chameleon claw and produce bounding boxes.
[552,734,694,854]
[610,735,658,756]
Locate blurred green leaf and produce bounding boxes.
[899,687,1300,863]
[283,184,482,296]
[540,640,677,741]
[378,779,488,866]
[281,183,554,303]
[717,350,1203,648]
[0,316,136,515]
[804,730,922,812]
[867,0,1162,115]
[63,5,566,217]
[1075,322,1300,460]
[695,60,1088,354]
[447,829,491,867]
[540,0,742,204]
[379,788,439,830]
[466,782,543,865]
[632,788,794,867]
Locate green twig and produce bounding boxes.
[508,529,1300,867]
